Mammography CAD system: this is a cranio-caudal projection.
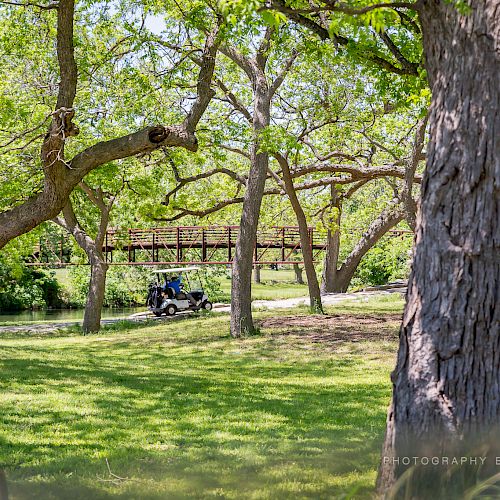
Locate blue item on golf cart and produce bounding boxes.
[168,276,182,295]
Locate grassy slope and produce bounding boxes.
[0,297,403,499]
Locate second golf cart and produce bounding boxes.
[146,267,213,316]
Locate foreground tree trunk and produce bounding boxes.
[0,469,7,500]
[378,2,500,495]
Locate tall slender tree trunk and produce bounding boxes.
[55,199,111,335]
[82,255,109,334]
[230,83,270,337]
[378,3,500,495]
[321,186,342,293]
[277,154,322,311]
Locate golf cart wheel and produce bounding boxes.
[153,311,163,317]
[166,304,177,316]
[202,301,213,311]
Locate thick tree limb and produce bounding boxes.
[183,26,221,133]
[56,0,77,109]
[291,162,422,183]
[268,0,421,76]
[0,24,220,249]
[219,45,256,82]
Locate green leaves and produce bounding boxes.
[259,9,287,28]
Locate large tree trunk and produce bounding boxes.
[378,2,500,496]
[230,83,270,337]
[277,154,322,311]
[82,256,109,334]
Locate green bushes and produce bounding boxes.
[68,266,151,307]
[351,236,412,289]
[0,260,63,311]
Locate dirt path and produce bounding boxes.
[0,289,405,333]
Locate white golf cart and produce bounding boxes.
[146,267,212,317]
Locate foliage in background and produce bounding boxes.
[68,266,152,308]
[0,233,63,311]
[351,235,412,288]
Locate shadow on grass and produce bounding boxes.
[0,317,393,499]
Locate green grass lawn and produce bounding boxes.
[0,298,403,499]
[219,268,309,301]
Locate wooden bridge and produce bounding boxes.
[30,225,412,266]
[103,226,326,265]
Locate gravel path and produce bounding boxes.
[0,288,405,334]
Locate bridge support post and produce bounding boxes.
[202,229,206,262]
[176,227,182,262]
[281,227,285,262]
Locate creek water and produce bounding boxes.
[0,307,144,324]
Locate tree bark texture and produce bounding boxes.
[0,469,7,500]
[83,257,109,334]
[230,82,271,337]
[321,186,342,293]
[378,2,500,496]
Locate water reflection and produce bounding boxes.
[0,307,143,324]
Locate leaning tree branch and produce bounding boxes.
[0,26,221,249]
[290,162,422,183]
[269,49,299,97]
[183,26,221,133]
[267,0,421,76]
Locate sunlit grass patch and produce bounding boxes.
[0,306,399,499]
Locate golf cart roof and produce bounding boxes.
[154,267,200,274]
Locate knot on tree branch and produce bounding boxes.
[148,126,170,144]
[50,107,79,138]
